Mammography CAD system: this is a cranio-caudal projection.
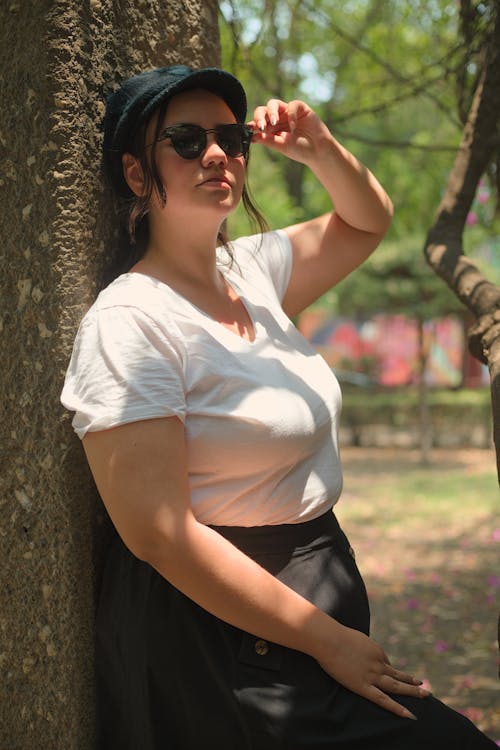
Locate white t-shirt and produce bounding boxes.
[61,230,343,526]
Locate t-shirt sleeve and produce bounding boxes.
[231,229,293,303]
[258,229,293,301]
[60,304,186,439]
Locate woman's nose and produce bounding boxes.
[201,135,228,166]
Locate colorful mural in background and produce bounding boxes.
[298,182,497,389]
[298,310,489,388]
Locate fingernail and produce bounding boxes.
[405,710,418,720]
[258,120,266,132]
[419,689,432,698]
[413,678,423,685]
[270,116,277,126]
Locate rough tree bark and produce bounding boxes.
[423,6,500,480]
[0,2,220,747]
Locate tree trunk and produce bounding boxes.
[423,6,500,480]
[0,2,220,747]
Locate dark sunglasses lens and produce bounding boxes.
[218,125,250,157]
[167,124,252,159]
[170,126,206,159]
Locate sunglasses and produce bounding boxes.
[152,123,253,160]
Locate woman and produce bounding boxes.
[61,65,496,749]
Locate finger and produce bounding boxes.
[286,102,299,133]
[365,686,418,720]
[250,105,270,132]
[377,674,431,698]
[386,666,423,686]
[251,100,287,132]
[266,98,283,127]
[284,99,312,132]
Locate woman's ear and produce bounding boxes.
[122,153,144,196]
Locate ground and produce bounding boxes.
[335,447,500,742]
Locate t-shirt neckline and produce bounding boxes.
[123,270,259,345]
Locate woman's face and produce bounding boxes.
[145,88,247,223]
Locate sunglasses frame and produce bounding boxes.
[148,123,254,160]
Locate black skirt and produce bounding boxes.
[96,511,496,749]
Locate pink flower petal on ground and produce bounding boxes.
[487,575,500,588]
[406,598,419,610]
[435,640,449,653]
[492,529,500,542]
[460,676,475,689]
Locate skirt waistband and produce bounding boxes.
[209,510,342,557]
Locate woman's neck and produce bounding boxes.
[134,213,225,290]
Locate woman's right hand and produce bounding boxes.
[314,623,430,720]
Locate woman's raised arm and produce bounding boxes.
[249,99,393,317]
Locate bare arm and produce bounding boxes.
[83,415,427,719]
[249,99,393,317]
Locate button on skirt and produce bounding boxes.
[96,511,496,749]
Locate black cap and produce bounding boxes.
[102,65,247,197]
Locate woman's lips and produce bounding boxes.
[199,175,231,188]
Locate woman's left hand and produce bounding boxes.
[248,99,333,165]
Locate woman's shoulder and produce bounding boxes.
[75,272,185,349]
[227,229,291,264]
[226,230,292,302]
[94,272,173,314]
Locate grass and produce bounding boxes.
[335,447,500,740]
[340,459,498,530]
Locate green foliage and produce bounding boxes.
[220,0,465,236]
[334,236,466,320]
[342,387,492,431]
[219,0,500,316]
[343,387,491,410]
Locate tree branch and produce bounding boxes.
[332,128,461,152]
[424,18,500,291]
[333,64,463,126]
[423,6,500,479]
